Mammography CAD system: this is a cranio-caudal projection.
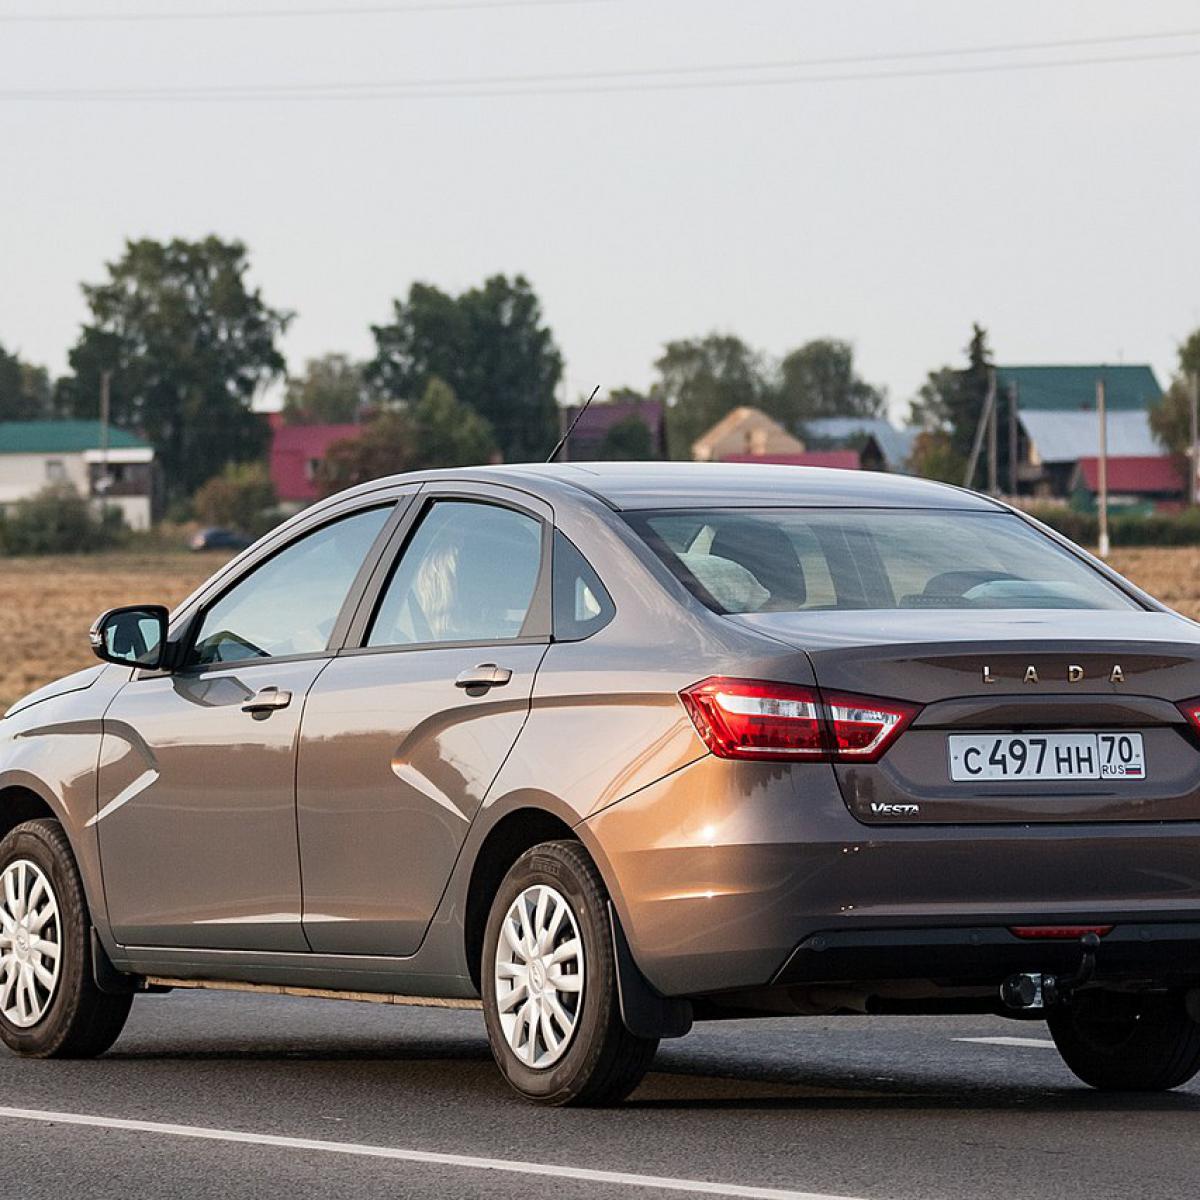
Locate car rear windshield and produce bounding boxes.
[626,508,1140,613]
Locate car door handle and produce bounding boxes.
[241,687,293,714]
[455,664,513,690]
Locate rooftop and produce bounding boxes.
[0,420,151,454]
[1075,456,1185,496]
[1019,409,1160,463]
[721,450,862,470]
[996,364,1163,413]
[495,461,994,511]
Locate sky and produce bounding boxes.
[1,0,1198,423]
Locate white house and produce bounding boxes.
[0,420,157,530]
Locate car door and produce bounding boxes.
[296,486,552,956]
[96,500,399,951]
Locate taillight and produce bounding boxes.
[1177,699,1200,733]
[679,677,918,763]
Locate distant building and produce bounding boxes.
[692,407,804,462]
[0,420,157,529]
[1071,456,1186,509]
[558,396,667,461]
[268,415,362,510]
[800,416,917,473]
[722,449,863,470]
[996,364,1169,500]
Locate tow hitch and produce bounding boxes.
[1000,931,1101,1011]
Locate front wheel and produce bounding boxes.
[1047,989,1200,1091]
[481,840,658,1106]
[0,819,133,1058]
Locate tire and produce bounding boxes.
[1047,989,1200,1091]
[0,819,133,1058]
[481,840,658,1106]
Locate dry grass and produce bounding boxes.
[0,553,231,710]
[1,546,1198,712]
[1107,547,1200,620]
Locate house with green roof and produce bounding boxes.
[0,420,158,529]
[993,365,1170,500]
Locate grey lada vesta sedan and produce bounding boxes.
[4,462,1200,1105]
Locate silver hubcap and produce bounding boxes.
[493,884,584,1069]
[0,860,62,1029]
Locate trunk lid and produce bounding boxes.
[732,609,1200,824]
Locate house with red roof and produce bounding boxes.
[721,450,864,471]
[1071,456,1186,509]
[268,414,362,510]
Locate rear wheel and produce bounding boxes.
[481,840,658,1106]
[0,819,133,1058]
[1047,989,1200,1091]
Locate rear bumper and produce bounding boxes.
[584,755,1200,997]
[774,921,1200,988]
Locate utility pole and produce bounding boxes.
[963,368,997,491]
[1008,382,1019,496]
[986,377,998,496]
[97,370,113,510]
[1190,371,1199,506]
[1097,376,1110,558]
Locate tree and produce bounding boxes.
[907,430,964,484]
[316,377,497,496]
[317,410,415,497]
[57,237,291,501]
[776,339,885,428]
[906,325,996,485]
[652,334,769,459]
[192,461,278,534]
[283,354,367,425]
[411,377,496,469]
[1149,329,1200,457]
[0,342,54,422]
[368,275,562,462]
[599,415,655,460]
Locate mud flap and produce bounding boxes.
[90,928,139,995]
[608,902,692,1039]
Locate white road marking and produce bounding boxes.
[954,1036,1056,1049]
[0,1105,869,1200]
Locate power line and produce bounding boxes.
[0,0,611,22]
[3,41,1199,102]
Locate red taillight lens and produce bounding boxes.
[680,677,918,763]
[680,678,826,760]
[1177,699,1200,732]
[824,692,917,760]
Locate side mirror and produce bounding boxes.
[89,605,170,670]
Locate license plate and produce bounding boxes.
[947,732,1145,782]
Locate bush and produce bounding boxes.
[0,484,124,555]
[1020,504,1200,548]
[192,461,278,535]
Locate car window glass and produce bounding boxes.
[629,509,1138,613]
[192,507,391,664]
[553,532,615,640]
[368,501,543,647]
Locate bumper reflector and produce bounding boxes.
[1010,925,1113,940]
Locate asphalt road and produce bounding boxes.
[2,989,1197,1200]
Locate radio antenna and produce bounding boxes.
[547,385,600,463]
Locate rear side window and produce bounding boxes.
[628,508,1139,614]
[368,501,544,647]
[552,532,615,640]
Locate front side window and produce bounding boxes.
[368,501,544,647]
[191,506,391,664]
[628,508,1140,614]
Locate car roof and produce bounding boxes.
[366,461,1001,512]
